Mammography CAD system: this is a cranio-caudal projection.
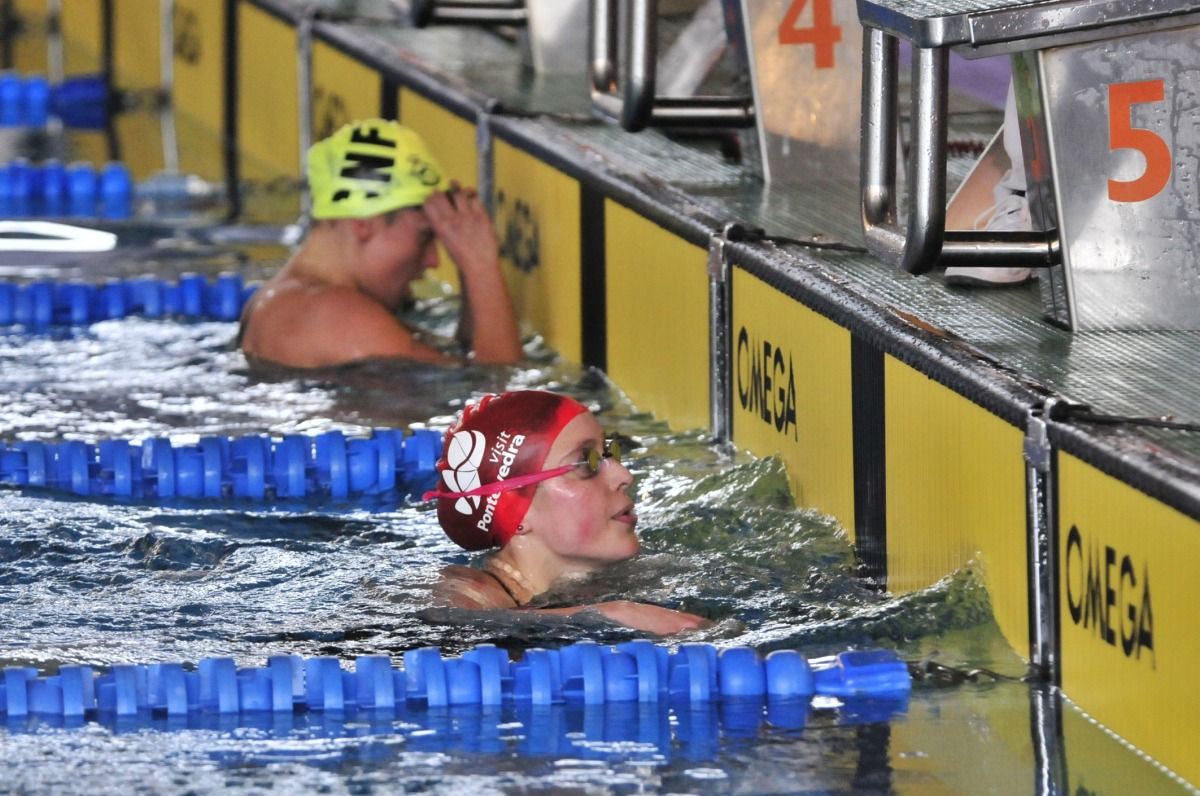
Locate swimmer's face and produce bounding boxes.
[520,413,639,570]
[355,208,439,308]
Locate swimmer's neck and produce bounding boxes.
[491,539,605,601]
[277,223,361,290]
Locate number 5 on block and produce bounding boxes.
[1108,79,1171,203]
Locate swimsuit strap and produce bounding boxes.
[480,567,521,607]
[482,557,535,607]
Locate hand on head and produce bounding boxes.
[422,180,500,278]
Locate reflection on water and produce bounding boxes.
[0,288,1190,794]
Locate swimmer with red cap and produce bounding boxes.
[240,119,520,368]
[426,390,709,636]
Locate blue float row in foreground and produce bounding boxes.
[0,273,256,327]
[0,642,911,723]
[0,427,442,501]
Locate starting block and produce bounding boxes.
[858,0,1200,330]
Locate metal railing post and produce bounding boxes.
[860,27,901,262]
[160,0,179,175]
[707,223,735,445]
[297,7,316,219]
[1024,401,1056,680]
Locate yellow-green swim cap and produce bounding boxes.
[307,119,446,220]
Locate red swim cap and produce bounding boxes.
[433,391,589,550]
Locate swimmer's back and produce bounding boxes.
[240,279,445,368]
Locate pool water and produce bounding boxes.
[0,249,1191,794]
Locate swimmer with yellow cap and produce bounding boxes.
[239,119,521,368]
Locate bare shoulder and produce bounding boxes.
[434,564,515,610]
[241,281,427,367]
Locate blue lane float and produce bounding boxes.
[0,273,256,328]
[0,427,442,502]
[0,642,911,724]
[0,159,133,219]
[0,73,110,129]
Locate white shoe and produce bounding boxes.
[944,176,1035,287]
[944,265,1035,287]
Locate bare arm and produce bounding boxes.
[423,185,521,365]
[537,601,710,636]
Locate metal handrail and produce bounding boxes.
[859,27,1060,275]
[411,0,527,28]
[589,0,754,132]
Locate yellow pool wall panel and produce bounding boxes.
[236,1,299,219]
[884,357,1028,654]
[60,0,103,76]
[11,0,50,73]
[311,42,380,141]
[1061,697,1189,795]
[1058,453,1200,787]
[730,267,855,532]
[604,201,709,431]
[173,0,227,182]
[112,0,165,179]
[492,139,582,362]
[399,89,479,295]
[398,90,478,188]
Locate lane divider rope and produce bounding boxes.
[0,428,442,501]
[0,642,911,721]
[0,273,255,328]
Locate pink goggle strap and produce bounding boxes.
[421,464,574,502]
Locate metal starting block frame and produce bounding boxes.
[590,0,869,184]
[857,0,1200,330]
[409,0,590,74]
[588,0,757,133]
[409,0,527,28]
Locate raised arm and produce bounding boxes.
[422,185,522,365]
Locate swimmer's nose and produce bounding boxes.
[422,241,440,270]
[606,457,633,491]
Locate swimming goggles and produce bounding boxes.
[422,438,622,502]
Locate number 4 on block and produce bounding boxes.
[778,0,842,70]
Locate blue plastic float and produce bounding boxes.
[0,73,111,129]
[0,273,257,328]
[0,641,911,721]
[0,159,133,219]
[0,428,442,502]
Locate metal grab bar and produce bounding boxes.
[589,0,754,132]
[859,28,1059,275]
[411,0,527,28]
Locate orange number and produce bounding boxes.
[1108,79,1171,203]
[778,0,841,70]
